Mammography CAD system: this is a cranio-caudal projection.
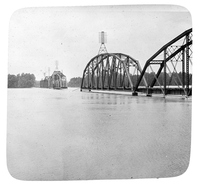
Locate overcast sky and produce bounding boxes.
[8,5,192,80]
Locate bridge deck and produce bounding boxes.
[81,87,192,96]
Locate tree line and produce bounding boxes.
[67,77,82,87]
[136,72,192,86]
[8,74,82,88]
[8,72,192,88]
[8,73,36,88]
[83,71,192,87]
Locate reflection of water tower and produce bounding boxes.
[98,31,107,54]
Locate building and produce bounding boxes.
[40,70,67,89]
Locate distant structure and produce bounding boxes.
[40,62,67,89]
[98,31,107,54]
[50,70,67,89]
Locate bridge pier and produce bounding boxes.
[132,92,138,96]
[146,87,152,97]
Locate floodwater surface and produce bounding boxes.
[7,88,191,180]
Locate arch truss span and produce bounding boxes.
[134,28,193,97]
[80,53,147,93]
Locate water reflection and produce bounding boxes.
[7,88,192,180]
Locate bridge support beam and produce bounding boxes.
[182,48,185,89]
[186,34,190,96]
[163,49,167,96]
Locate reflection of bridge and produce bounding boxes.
[81,28,192,97]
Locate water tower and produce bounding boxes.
[98,31,107,54]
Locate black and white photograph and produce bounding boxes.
[6,4,193,181]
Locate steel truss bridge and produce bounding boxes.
[81,28,192,97]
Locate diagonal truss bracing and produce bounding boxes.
[81,53,147,91]
[134,28,192,96]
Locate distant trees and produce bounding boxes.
[67,77,82,87]
[8,74,19,88]
[8,73,36,88]
[8,72,192,89]
[82,71,192,88]
[143,72,192,86]
[34,80,40,88]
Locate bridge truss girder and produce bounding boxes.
[134,28,192,97]
[81,53,147,92]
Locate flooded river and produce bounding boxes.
[7,88,191,180]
